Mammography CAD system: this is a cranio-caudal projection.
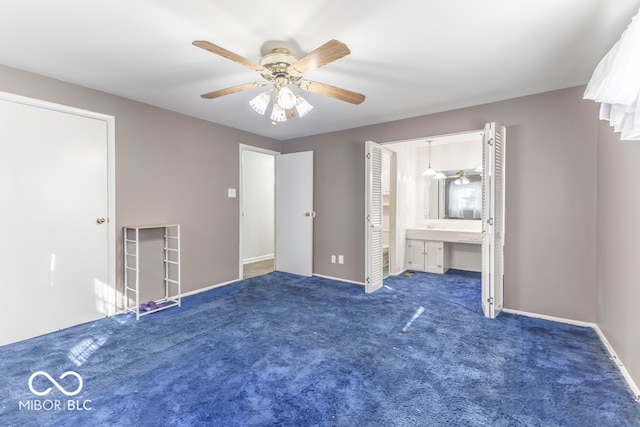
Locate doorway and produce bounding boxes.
[240,145,277,279]
[239,146,315,279]
[366,124,505,318]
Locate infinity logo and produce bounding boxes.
[28,371,83,397]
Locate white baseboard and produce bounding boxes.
[592,324,640,402]
[181,278,242,298]
[312,273,365,286]
[243,254,274,264]
[504,308,640,402]
[502,308,595,328]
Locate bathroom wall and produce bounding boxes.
[241,149,275,263]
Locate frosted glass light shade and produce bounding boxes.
[294,96,313,117]
[276,87,297,109]
[434,172,447,180]
[422,167,437,176]
[270,103,287,122]
[249,92,271,115]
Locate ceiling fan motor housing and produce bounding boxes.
[259,48,302,87]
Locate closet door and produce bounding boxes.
[365,141,384,293]
[0,93,114,346]
[481,122,506,318]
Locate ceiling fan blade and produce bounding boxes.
[201,82,268,99]
[298,80,365,105]
[193,40,264,72]
[289,39,351,75]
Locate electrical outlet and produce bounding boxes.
[331,255,336,264]
[338,255,344,264]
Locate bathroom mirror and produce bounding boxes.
[420,133,483,220]
[424,169,482,220]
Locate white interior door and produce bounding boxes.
[0,94,114,346]
[275,151,314,276]
[365,141,384,293]
[482,122,506,318]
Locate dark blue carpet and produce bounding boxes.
[1,270,639,426]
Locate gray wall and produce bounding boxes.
[284,86,600,322]
[3,64,637,388]
[0,64,281,301]
[596,121,640,391]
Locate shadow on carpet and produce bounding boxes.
[1,270,639,426]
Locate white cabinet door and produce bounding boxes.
[405,239,448,274]
[424,241,443,273]
[405,240,425,271]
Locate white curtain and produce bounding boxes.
[584,8,640,140]
[448,180,482,219]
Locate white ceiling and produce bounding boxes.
[1,1,638,141]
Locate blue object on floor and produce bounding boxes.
[1,270,639,426]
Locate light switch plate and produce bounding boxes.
[228,188,237,198]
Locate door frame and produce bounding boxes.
[0,90,117,314]
[238,144,280,279]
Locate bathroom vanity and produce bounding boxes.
[405,227,482,274]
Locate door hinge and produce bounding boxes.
[487,218,494,226]
[487,297,494,305]
[366,153,371,159]
[366,277,370,283]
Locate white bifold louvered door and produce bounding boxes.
[365,141,384,293]
[481,122,506,318]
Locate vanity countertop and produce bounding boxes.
[406,228,482,244]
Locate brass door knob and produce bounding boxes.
[96,217,106,224]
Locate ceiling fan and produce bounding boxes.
[192,39,366,122]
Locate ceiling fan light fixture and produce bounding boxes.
[276,86,297,109]
[453,170,470,185]
[193,39,365,124]
[294,95,313,117]
[249,91,271,115]
[270,103,287,122]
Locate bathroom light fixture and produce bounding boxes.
[422,140,438,176]
[434,172,447,180]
